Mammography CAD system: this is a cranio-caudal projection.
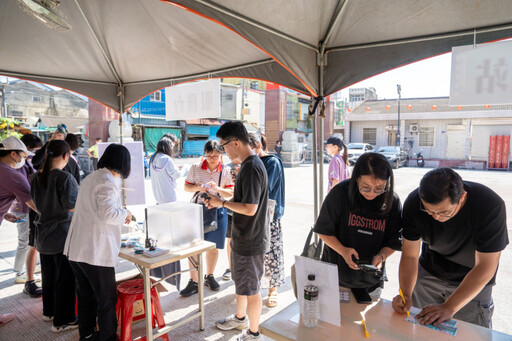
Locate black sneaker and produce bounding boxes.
[51,320,79,333]
[23,280,43,297]
[179,279,198,297]
[79,331,98,341]
[205,274,220,291]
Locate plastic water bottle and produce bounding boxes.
[303,274,319,328]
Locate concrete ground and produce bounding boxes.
[1,159,511,340]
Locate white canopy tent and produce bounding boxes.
[1,0,512,216]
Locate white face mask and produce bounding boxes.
[13,154,26,169]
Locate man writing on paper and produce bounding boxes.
[392,168,508,328]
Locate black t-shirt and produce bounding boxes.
[403,181,509,285]
[231,155,269,256]
[314,180,403,288]
[31,169,78,254]
[32,144,81,184]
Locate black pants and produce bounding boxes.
[39,253,76,326]
[69,261,117,341]
[91,157,98,171]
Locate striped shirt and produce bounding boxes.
[185,160,234,198]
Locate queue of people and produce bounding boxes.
[0,123,509,341]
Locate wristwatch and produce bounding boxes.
[222,200,226,208]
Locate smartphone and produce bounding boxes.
[359,263,379,272]
[351,287,373,304]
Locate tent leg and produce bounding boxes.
[312,114,318,221]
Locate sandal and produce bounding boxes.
[267,291,279,308]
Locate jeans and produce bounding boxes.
[14,213,29,274]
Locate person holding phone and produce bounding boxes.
[314,152,402,299]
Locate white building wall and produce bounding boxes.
[350,118,465,159]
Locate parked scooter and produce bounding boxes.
[416,150,425,168]
[409,149,425,168]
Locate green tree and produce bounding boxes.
[0,117,22,140]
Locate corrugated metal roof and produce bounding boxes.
[39,115,88,133]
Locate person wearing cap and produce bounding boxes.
[12,134,43,296]
[0,135,38,323]
[325,135,350,192]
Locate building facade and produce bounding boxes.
[346,97,512,169]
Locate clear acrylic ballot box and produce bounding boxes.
[146,202,203,251]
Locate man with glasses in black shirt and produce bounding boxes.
[393,168,508,328]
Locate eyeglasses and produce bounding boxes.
[205,153,221,159]
[419,199,459,219]
[220,139,237,151]
[358,181,388,194]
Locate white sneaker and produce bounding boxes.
[42,315,54,322]
[0,313,15,325]
[215,314,249,331]
[15,272,41,284]
[236,329,262,340]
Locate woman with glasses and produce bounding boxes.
[180,140,234,297]
[314,152,403,297]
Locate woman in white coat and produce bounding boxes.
[64,144,132,341]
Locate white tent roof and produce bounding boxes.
[1,0,512,112]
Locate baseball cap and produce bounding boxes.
[325,135,344,149]
[55,123,68,136]
[0,136,34,156]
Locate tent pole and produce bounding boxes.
[118,84,127,208]
[311,111,318,221]
[317,51,326,208]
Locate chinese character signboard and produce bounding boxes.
[165,79,221,120]
[450,41,512,106]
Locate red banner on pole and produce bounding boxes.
[496,135,504,168]
[502,135,510,170]
[489,135,496,169]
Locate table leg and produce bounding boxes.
[198,252,205,331]
[143,267,153,341]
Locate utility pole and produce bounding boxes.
[0,84,7,118]
[396,84,401,147]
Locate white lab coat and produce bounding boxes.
[64,168,127,267]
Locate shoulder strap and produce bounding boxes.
[218,164,223,187]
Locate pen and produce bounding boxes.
[362,318,370,338]
[398,288,411,318]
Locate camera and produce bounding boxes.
[200,193,211,200]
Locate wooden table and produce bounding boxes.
[119,240,216,341]
[260,292,512,341]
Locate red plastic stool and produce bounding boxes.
[116,278,168,341]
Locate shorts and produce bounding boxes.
[231,251,264,296]
[204,207,228,249]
